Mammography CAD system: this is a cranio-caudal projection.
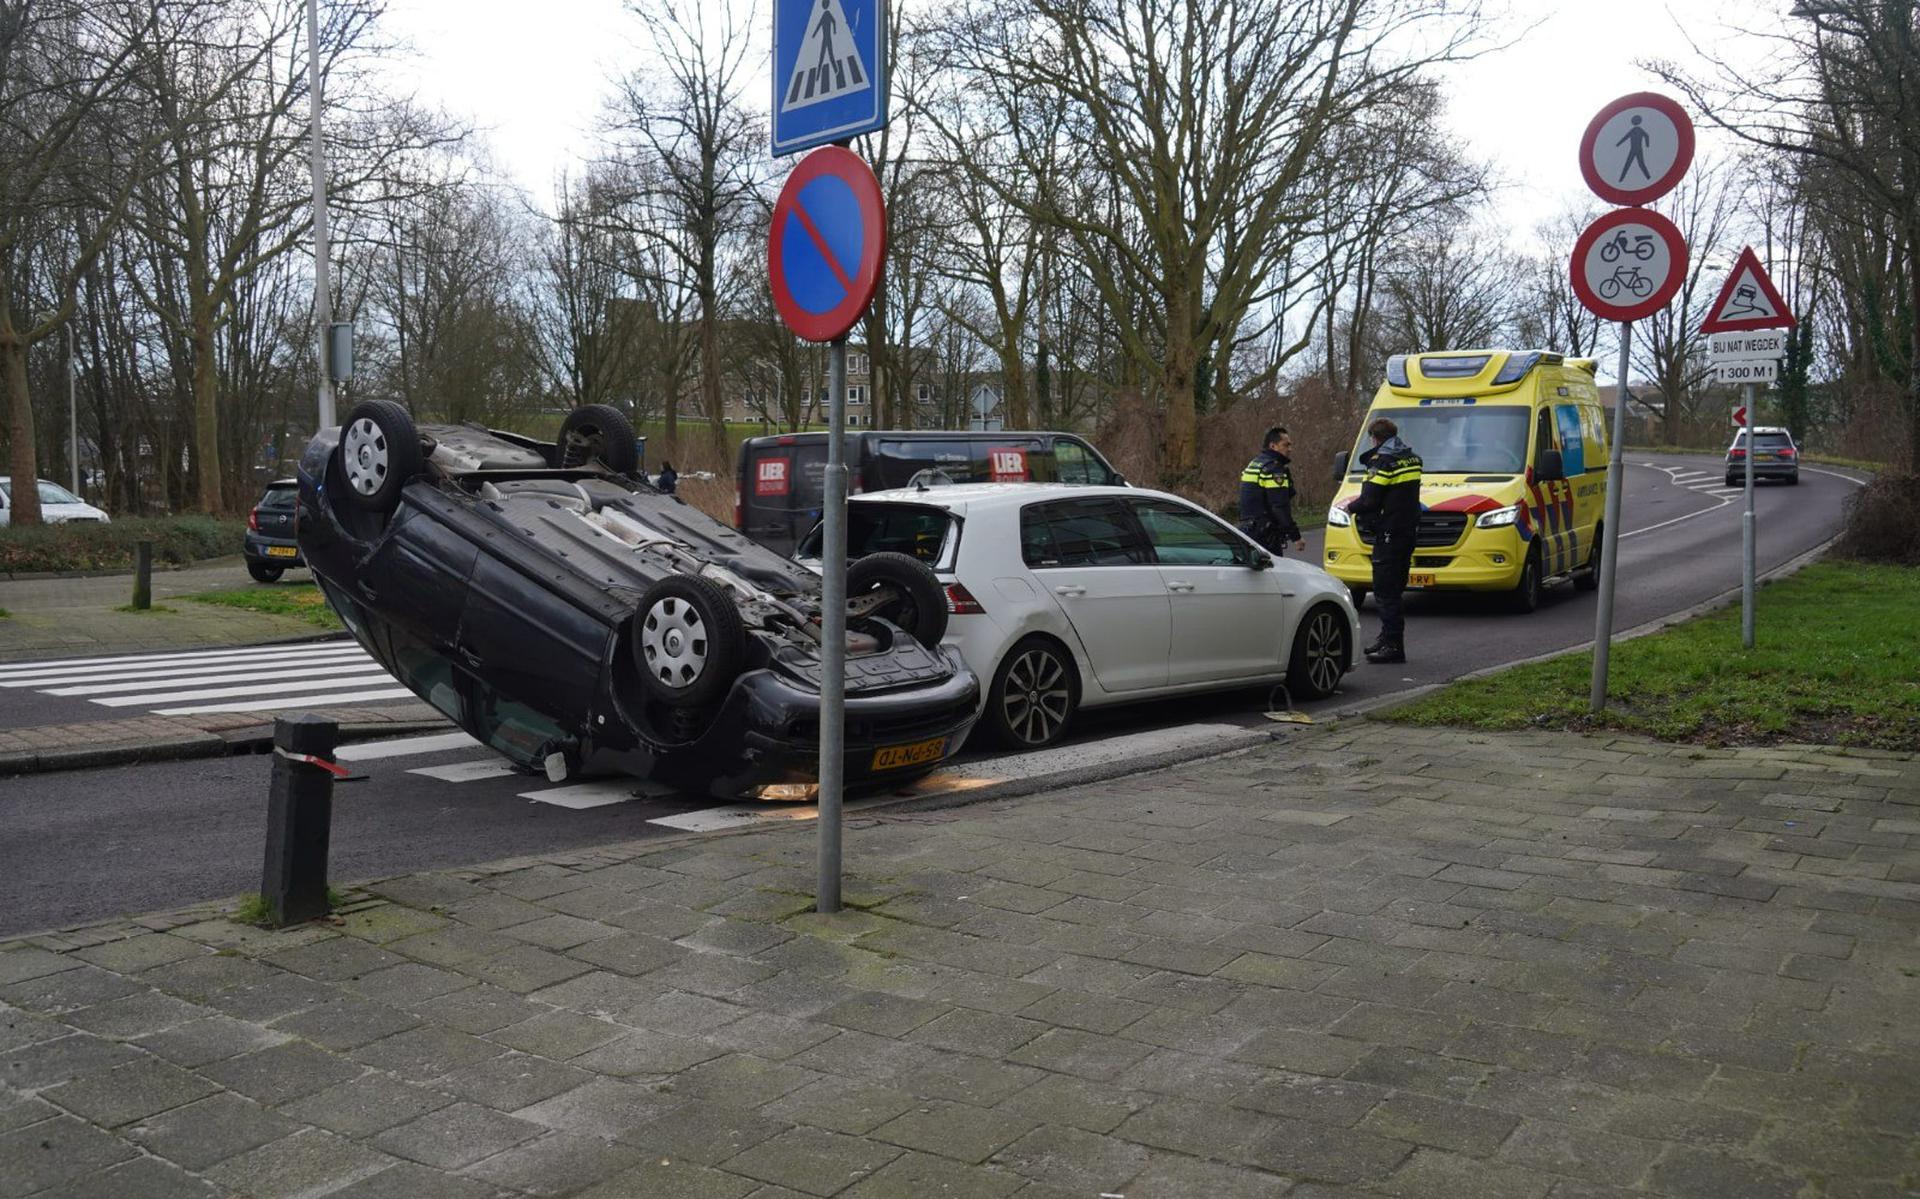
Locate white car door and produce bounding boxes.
[1020,497,1169,692]
[1130,498,1287,685]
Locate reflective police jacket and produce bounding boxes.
[1349,438,1422,540]
[1237,449,1299,540]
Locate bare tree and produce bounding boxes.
[1516,204,1607,358]
[1376,218,1521,354]
[1633,161,1742,444]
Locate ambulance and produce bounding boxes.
[1322,349,1610,613]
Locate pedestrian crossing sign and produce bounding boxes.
[772,0,888,156]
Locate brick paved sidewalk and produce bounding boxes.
[2,725,1917,1198]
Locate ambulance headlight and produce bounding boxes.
[1326,506,1352,527]
[1477,504,1519,529]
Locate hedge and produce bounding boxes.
[0,516,244,574]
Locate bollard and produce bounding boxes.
[131,540,152,610]
[261,714,338,927]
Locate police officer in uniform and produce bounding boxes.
[1238,426,1305,556]
[1349,416,1422,663]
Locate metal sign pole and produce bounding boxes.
[306,0,335,431]
[1590,321,1632,714]
[67,326,78,496]
[816,337,848,914]
[1741,382,1756,649]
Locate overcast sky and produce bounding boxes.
[378,0,1764,244]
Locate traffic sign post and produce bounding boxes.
[1699,246,1796,651]
[767,145,888,915]
[772,0,888,156]
[1574,92,1695,716]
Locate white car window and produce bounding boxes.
[1132,501,1249,566]
[37,482,83,505]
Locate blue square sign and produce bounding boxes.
[772,0,888,157]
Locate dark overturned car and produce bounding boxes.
[296,400,979,799]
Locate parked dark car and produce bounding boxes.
[737,430,1126,555]
[1725,426,1800,486]
[296,401,979,798]
[244,479,304,582]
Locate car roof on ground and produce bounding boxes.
[851,482,1164,514]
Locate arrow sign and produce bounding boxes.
[768,146,886,343]
[1731,404,1747,426]
[1700,246,1796,334]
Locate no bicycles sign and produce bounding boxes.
[1569,207,1689,323]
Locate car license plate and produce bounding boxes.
[1408,572,1435,588]
[871,736,947,772]
[266,545,298,559]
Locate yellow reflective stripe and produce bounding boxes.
[1259,477,1288,489]
[1369,466,1423,485]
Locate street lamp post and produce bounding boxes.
[306,0,335,430]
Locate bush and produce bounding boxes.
[0,516,243,574]
[1832,473,1920,566]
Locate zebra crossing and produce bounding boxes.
[1662,464,1745,499]
[0,640,412,717]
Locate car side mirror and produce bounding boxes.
[1536,449,1565,482]
[1251,549,1275,571]
[1332,450,1350,480]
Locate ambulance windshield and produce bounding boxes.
[1355,406,1531,475]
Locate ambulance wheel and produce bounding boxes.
[1573,526,1601,592]
[1508,545,1543,613]
[1349,587,1368,610]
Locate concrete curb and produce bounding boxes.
[0,717,453,778]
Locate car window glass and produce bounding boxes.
[1553,405,1586,475]
[1534,407,1557,463]
[1133,501,1248,566]
[1350,407,1530,475]
[799,503,956,568]
[1053,439,1098,484]
[260,487,298,511]
[37,482,81,505]
[1021,500,1149,568]
[874,438,1048,488]
[1754,432,1792,447]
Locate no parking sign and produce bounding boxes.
[768,146,886,343]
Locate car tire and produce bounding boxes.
[1286,603,1348,701]
[1349,586,1368,610]
[557,404,639,474]
[1725,475,1738,488]
[339,399,425,514]
[633,575,744,709]
[247,562,284,584]
[847,552,949,649]
[1573,525,1601,592]
[985,636,1079,750]
[1787,472,1800,485]
[1508,544,1543,613]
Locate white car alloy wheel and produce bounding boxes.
[642,596,708,689]
[342,417,390,496]
[1298,607,1345,696]
[1000,645,1072,746]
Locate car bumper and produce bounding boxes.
[244,530,305,566]
[1323,528,1528,593]
[1727,461,1798,479]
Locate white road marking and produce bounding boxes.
[648,806,819,832]
[154,687,415,716]
[0,645,368,686]
[47,661,387,697]
[91,672,396,707]
[519,781,646,809]
[410,759,518,783]
[0,640,362,674]
[337,731,482,761]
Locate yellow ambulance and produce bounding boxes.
[1322,349,1610,613]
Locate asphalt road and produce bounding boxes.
[0,453,1865,936]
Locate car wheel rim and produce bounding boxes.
[342,418,388,496]
[563,425,603,467]
[641,596,707,689]
[1002,649,1070,745]
[1304,611,1343,694]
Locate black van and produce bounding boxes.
[736,430,1125,553]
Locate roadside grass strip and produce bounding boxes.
[1383,561,1920,750]
[184,582,343,629]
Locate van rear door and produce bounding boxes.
[739,438,833,555]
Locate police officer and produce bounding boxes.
[1238,426,1304,556]
[1348,416,1422,663]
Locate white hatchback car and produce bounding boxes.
[0,477,111,526]
[803,483,1360,749]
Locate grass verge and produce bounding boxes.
[1381,560,1920,750]
[0,516,242,574]
[184,582,343,630]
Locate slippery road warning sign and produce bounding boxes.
[1700,246,1796,335]
[773,0,888,156]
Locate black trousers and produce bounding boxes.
[1371,532,1415,643]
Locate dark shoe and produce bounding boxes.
[1363,636,1388,655]
[1365,643,1406,664]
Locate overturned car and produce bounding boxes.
[296,401,979,799]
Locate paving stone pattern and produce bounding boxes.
[2,723,1918,1197]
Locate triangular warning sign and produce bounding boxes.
[781,0,871,113]
[1700,246,1796,334]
